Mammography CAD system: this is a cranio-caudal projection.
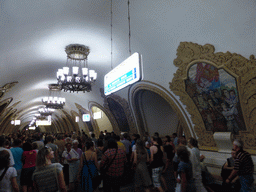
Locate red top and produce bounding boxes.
[22,150,37,168]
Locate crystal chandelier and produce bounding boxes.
[38,107,55,116]
[42,84,65,109]
[56,44,97,93]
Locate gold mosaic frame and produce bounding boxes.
[169,42,256,152]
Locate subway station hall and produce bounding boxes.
[0,0,256,192]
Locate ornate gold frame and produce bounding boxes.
[169,42,256,152]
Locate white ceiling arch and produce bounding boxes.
[0,0,255,132]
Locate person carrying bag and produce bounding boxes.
[100,139,127,192]
[78,141,99,192]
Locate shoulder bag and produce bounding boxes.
[83,152,101,190]
[0,167,9,182]
[100,148,117,175]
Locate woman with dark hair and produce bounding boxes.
[188,137,207,192]
[133,139,152,192]
[0,150,19,192]
[100,138,127,192]
[150,136,166,192]
[78,141,99,192]
[177,146,196,192]
[163,135,175,191]
[21,142,37,192]
[32,147,66,192]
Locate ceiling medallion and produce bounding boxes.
[56,44,97,93]
[42,84,65,109]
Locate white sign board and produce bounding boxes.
[104,52,142,95]
[93,111,102,119]
[14,120,21,125]
[82,114,90,122]
[36,120,51,126]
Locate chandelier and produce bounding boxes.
[56,44,97,93]
[38,107,55,116]
[42,84,65,109]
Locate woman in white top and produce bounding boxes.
[62,142,80,191]
[0,150,19,192]
[188,137,207,192]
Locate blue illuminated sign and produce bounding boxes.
[104,52,142,95]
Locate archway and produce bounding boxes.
[129,81,193,138]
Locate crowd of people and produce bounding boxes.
[0,129,254,192]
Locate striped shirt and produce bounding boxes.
[234,150,254,175]
[32,163,63,192]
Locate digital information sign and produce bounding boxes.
[104,52,142,96]
[83,114,90,122]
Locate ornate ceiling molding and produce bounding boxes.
[0,97,13,115]
[0,81,18,99]
[62,110,79,132]
[0,109,17,134]
[100,89,137,134]
[75,103,95,135]
[169,42,256,152]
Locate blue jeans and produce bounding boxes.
[239,174,254,192]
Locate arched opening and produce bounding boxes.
[107,98,130,133]
[91,106,113,133]
[134,90,179,137]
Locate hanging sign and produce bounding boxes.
[104,52,143,95]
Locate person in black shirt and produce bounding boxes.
[163,135,175,192]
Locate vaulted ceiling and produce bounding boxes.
[0,0,255,132]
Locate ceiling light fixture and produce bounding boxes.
[38,107,55,116]
[42,84,65,109]
[56,44,97,93]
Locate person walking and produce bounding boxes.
[32,146,67,192]
[100,138,127,192]
[133,139,152,192]
[0,150,19,192]
[150,136,166,192]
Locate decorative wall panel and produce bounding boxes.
[170,42,256,152]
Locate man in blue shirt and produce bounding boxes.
[10,139,23,186]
